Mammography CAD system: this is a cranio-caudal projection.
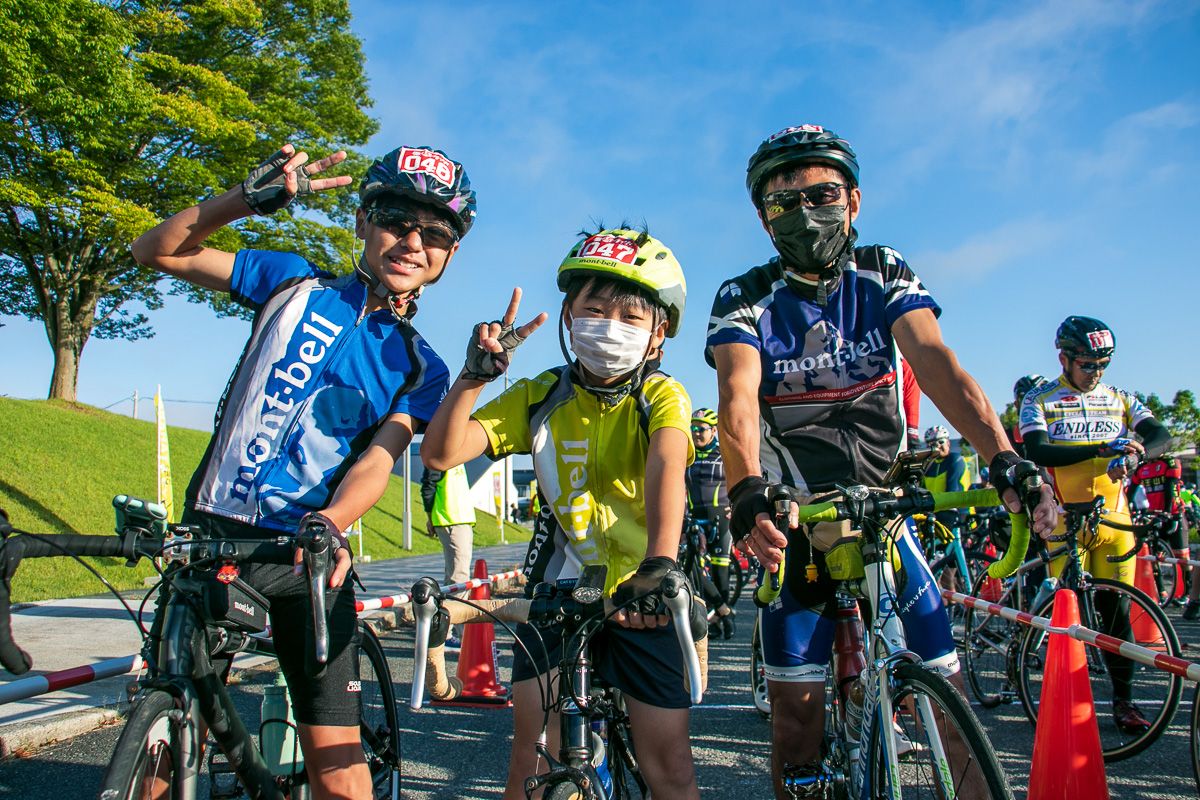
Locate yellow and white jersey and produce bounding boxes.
[1018,376,1153,510]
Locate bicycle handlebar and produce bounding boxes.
[297,523,333,665]
[751,487,1031,606]
[408,572,708,710]
[0,530,296,675]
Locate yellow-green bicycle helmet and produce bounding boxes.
[692,407,719,426]
[557,229,687,338]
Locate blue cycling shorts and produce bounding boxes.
[759,519,959,683]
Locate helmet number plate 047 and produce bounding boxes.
[398,147,455,187]
[576,234,638,265]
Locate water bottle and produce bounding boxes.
[590,719,614,797]
[844,677,865,744]
[1030,576,1058,612]
[261,674,303,776]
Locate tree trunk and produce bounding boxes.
[48,334,82,401]
[44,281,96,402]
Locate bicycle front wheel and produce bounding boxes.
[750,617,770,719]
[358,624,401,799]
[962,568,1021,709]
[1015,579,1183,761]
[99,689,182,800]
[727,557,745,606]
[1148,536,1179,607]
[866,663,1012,799]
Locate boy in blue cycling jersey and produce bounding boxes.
[132,143,474,798]
[421,227,701,800]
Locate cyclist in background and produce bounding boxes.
[421,227,701,800]
[687,407,736,638]
[923,425,971,589]
[1184,483,1200,620]
[1020,315,1173,733]
[1008,374,1045,458]
[1127,454,1192,608]
[131,144,474,796]
[707,124,1056,798]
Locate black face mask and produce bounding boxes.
[768,203,850,276]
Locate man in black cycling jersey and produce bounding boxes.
[686,407,736,638]
[706,124,1057,798]
[132,143,474,797]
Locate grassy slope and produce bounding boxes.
[0,397,526,602]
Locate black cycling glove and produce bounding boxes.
[988,452,1050,513]
[298,511,351,555]
[242,148,314,215]
[612,556,677,617]
[729,476,771,542]
[462,321,526,382]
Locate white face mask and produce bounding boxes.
[569,317,652,379]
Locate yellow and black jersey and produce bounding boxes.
[473,366,693,596]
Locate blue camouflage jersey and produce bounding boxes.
[186,250,449,533]
[705,246,938,491]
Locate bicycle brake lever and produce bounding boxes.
[410,577,441,709]
[300,525,331,665]
[660,570,703,705]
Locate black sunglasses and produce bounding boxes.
[1071,358,1111,373]
[762,182,847,214]
[691,424,713,433]
[367,208,458,250]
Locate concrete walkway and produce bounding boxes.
[0,542,528,757]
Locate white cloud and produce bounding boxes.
[910,218,1062,286]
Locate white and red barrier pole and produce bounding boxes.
[942,589,1200,682]
[0,654,145,706]
[355,569,521,613]
[1137,553,1200,569]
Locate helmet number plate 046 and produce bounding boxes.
[398,147,455,187]
[576,234,638,265]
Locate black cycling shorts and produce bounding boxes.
[511,619,691,709]
[180,510,362,727]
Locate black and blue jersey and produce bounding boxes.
[186,250,449,533]
[705,246,938,491]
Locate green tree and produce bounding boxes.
[0,0,377,400]
[999,401,1018,433]
[1135,390,1200,450]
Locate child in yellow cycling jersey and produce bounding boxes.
[421,228,700,800]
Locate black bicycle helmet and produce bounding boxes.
[1055,316,1115,358]
[746,125,860,207]
[359,146,476,236]
[1013,374,1046,403]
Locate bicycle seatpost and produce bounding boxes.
[298,522,332,664]
[660,570,704,705]
[410,577,441,710]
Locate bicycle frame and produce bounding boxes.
[848,528,957,800]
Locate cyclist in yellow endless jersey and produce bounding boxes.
[1019,315,1172,734]
[421,228,700,800]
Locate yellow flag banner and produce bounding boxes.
[155,387,175,523]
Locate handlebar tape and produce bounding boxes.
[0,535,125,675]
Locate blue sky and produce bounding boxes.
[3,0,1198,442]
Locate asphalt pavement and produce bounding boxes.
[2,547,1199,798]
[0,539,530,758]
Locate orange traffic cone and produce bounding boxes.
[1028,589,1109,800]
[1131,545,1166,645]
[431,558,512,708]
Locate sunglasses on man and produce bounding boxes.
[367,207,458,250]
[1070,358,1111,373]
[762,182,847,214]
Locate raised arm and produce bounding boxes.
[131,145,350,292]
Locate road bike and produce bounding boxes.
[753,464,1031,799]
[408,564,705,799]
[679,515,745,607]
[1129,508,1188,607]
[1012,496,1182,761]
[0,496,400,800]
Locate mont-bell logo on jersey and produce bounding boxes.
[1086,330,1114,350]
